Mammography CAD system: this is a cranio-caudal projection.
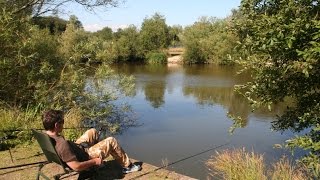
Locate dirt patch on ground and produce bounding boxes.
[167,55,183,64]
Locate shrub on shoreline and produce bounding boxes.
[146,52,167,64]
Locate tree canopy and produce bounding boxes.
[32,16,68,34]
[233,0,320,176]
[182,16,238,64]
[0,0,135,148]
[140,13,170,53]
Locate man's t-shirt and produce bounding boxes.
[50,135,89,163]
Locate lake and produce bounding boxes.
[109,64,300,179]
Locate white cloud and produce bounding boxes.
[83,23,130,32]
[83,24,105,32]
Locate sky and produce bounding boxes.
[62,0,241,32]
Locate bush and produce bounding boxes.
[146,52,167,64]
[183,40,206,64]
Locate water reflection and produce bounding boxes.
[112,63,282,125]
[110,64,295,179]
[144,81,166,108]
[183,86,250,126]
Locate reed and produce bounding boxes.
[207,148,266,180]
[270,156,307,180]
[207,148,308,180]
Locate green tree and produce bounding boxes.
[168,25,183,47]
[140,13,170,53]
[92,25,143,63]
[59,15,89,63]
[182,16,238,64]
[113,25,143,62]
[233,0,320,176]
[69,15,83,29]
[32,16,68,34]
[113,28,124,40]
[0,9,62,106]
[0,0,135,147]
[182,17,216,64]
[94,26,113,41]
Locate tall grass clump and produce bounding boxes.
[270,157,307,180]
[0,105,43,150]
[207,148,266,180]
[207,148,308,180]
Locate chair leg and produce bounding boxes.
[54,170,76,180]
[37,163,50,180]
[54,175,60,180]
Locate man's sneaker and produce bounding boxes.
[122,164,142,174]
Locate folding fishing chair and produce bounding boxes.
[31,129,75,180]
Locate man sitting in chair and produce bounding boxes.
[42,109,141,174]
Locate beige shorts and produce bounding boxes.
[75,128,131,167]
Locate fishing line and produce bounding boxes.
[129,141,230,180]
[0,164,41,176]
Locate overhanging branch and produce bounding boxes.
[11,0,122,16]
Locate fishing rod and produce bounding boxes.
[0,127,96,133]
[129,141,231,180]
[0,161,48,171]
[0,141,230,174]
[1,126,110,142]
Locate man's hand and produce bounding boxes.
[93,157,103,166]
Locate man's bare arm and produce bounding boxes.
[67,157,102,171]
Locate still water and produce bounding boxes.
[109,64,298,179]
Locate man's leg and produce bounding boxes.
[75,128,99,147]
[87,137,131,167]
